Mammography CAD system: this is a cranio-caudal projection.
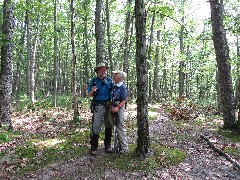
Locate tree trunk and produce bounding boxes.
[135,0,149,158]
[70,0,79,120]
[105,0,113,72]
[209,0,236,130]
[0,0,14,129]
[26,0,31,98]
[95,0,105,64]
[83,1,90,98]
[53,0,58,107]
[152,30,160,102]
[13,20,26,94]
[162,57,167,99]
[235,36,240,126]
[178,0,185,98]
[30,1,41,108]
[123,0,133,73]
[147,12,155,103]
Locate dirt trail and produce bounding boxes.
[10,106,240,179]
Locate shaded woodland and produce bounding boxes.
[0,0,239,127]
[0,0,240,178]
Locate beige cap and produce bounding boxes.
[95,62,108,72]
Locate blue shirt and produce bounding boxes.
[88,77,113,102]
[111,84,128,102]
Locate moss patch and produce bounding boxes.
[218,129,240,142]
[13,130,89,175]
[224,147,240,159]
[98,143,186,173]
[0,133,11,143]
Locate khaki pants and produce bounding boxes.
[113,102,128,151]
[92,104,113,134]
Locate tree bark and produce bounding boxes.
[135,0,149,158]
[30,0,41,108]
[105,0,113,71]
[26,0,32,98]
[95,0,105,64]
[70,0,79,120]
[147,12,155,103]
[53,0,58,107]
[83,1,90,97]
[210,0,236,130]
[152,30,160,102]
[234,36,240,126]
[178,0,186,98]
[0,0,14,129]
[13,19,26,94]
[123,0,134,73]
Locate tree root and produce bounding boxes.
[200,135,240,172]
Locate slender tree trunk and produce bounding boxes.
[135,0,149,158]
[58,35,62,95]
[125,15,134,95]
[0,0,14,129]
[147,12,155,103]
[105,0,113,71]
[63,43,70,95]
[178,0,185,97]
[30,1,41,107]
[83,1,90,97]
[210,0,236,130]
[123,0,133,73]
[13,20,26,94]
[152,30,160,102]
[53,0,58,107]
[70,0,79,120]
[26,0,31,98]
[95,0,105,64]
[185,45,190,97]
[162,30,169,100]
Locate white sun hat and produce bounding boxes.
[113,70,127,79]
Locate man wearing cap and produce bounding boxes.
[111,70,128,154]
[88,62,113,156]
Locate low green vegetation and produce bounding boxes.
[4,99,225,176]
[218,129,240,160]
[13,130,89,175]
[219,129,240,142]
[98,143,186,173]
[0,132,11,143]
[224,147,240,159]
[13,94,90,112]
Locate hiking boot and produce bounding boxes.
[119,148,128,154]
[90,150,97,156]
[90,133,99,156]
[105,144,112,153]
[113,146,119,153]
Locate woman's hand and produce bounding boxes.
[111,106,119,112]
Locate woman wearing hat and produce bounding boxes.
[88,62,114,156]
[111,70,128,154]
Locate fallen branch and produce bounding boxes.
[200,135,240,171]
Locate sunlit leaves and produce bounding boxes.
[147,3,174,17]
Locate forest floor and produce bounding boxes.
[1,103,240,179]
